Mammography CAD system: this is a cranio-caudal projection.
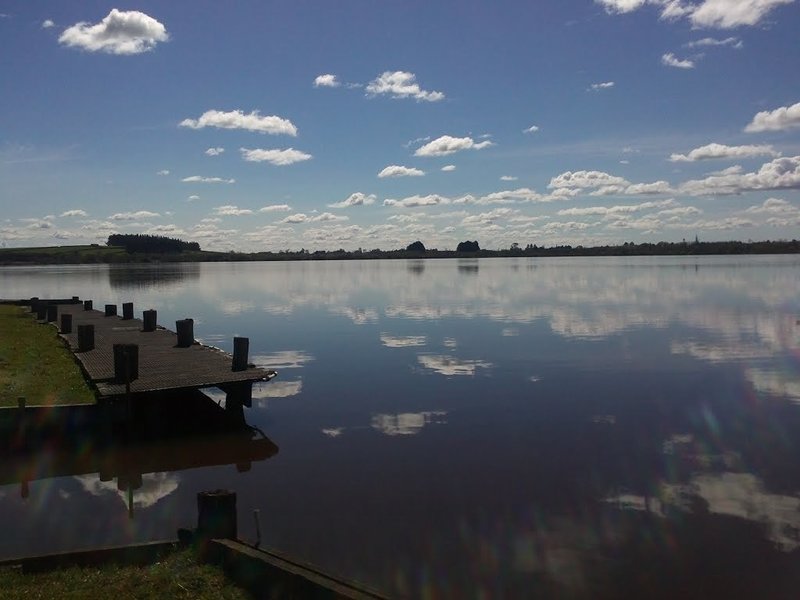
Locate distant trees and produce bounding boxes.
[406,240,426,252]
[456,240,480,252]
[107,234,201,254]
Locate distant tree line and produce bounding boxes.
[106,234,201,254]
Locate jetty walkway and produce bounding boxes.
[27,298,275,399]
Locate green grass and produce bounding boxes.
[0,548,250,600]
[0,305,95,407]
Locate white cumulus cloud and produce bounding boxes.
[60,209,87,217]
[441,165,456,172]
[414,135,494,157]
[328,192,377,208]
[523,124,540,134]
[214,205,253,216]
[182,176,235,183]
[745,101,800,133]
[366,71,444,102]
[59,9,168,55]
[314,74,340,87]
[596,0,793,29]
[670,142,780,162]
[378,165,425,178]
[384,194,451,208]
[42,19,55,28]
[205,147,225,156]
[156,169,169,176]
[258,204,291,212]
[109,211,160,221]
[240,148,312,166]
[661,52,695,68]
[180,109,297,136]
[681,155,800,195]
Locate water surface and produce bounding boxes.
[1,256,800,598]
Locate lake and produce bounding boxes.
[2,256,800,598]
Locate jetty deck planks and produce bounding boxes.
[53,303,274,398]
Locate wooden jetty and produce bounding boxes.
[25,298,276,399]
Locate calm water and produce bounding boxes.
[2,256,800,598]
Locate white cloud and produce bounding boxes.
[156,169,169,176]
[589,81,615,91]
[681,155,800,195]
[557,199,676,217]
[328,192,376,208]
[258,204,291,212]
[549,170,629,189]
[473,188,545,204]
[366,71,444,102]
[624,180,674,194]
[523,124,540,134]
[598,0,793,28]
[383,194,451,208]
[205,147,225,156]
[180,109,297,136]
[441,165,456,172]
[378,165,425,178]
[661,52,695,68]
[109,210,160,221]
[670,142,779,162]
[59,9,168,55]
[60,209,87,217]
[743,197,799,214]
[684,36,741,48]
[187,195,200,202]
[744,101,800,133]
[213,205,253,216]
[414,135,494,157]
[314,74,340,88]
[500,175,518,181]
[690,0,794,28]
[279,212,348,224]
[42,19,55,29]
[182,175,235,183]
[240,147,312,166]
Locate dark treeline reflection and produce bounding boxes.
[107,263,201,290]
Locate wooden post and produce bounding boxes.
[113,344,139,383]
[232,337,249,371]
[77,324,95,352]
[60,313,73,334]
[122,302,134,320]
[84,300,93,311]
[142,309,157,332]
[36,304,47,320]
[176,318,194,347]
[71,296,79,303]
[104,304,117,317]
[46,305,57,322]
[197,490,237,540]
[29,297,38,312]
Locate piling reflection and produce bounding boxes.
[0,390,278,514]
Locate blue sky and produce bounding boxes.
[1,0,799,251]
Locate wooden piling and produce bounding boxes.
[176,318,194,347]
[60,313,73,334]
[77,324,95,352]
[232,337,249,371]
[84,300,93,311]
[122,302,134,320]
[46,305,57,322]
[142,309,157,332]
[197,490,237,540]
[105,304,117,317]
[29,297,38,312]
[36,304,47,320]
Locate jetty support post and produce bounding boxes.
[105,304,117,317]
[122,302,134,320]
[176,318,194,347]
[60,313,73,334]
[77,324,95,352]
[142,309,157,332]
[35,303,47,320]
[84,300,93,311]
[29,297,38,313]
[232,337,249,371]
[113,343,139,393]
[197,489,238,541]
[46,304,57,323]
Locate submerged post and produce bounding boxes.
[176,318,194,347]
[46,305,57,323]
[77,324,95,352]
[122,302,134,320]
[84,300,93,311]
[197,490,237,540]
[232,337,249,371]
[105,304,117,317]
[142,309,157,332]
[60,313,73,334]
[113,343,139,384]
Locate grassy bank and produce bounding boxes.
[0,548,249,600]
[0,305,95,407]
